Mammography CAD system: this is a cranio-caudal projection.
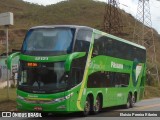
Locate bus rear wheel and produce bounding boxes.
[92,95,101,114]
[82,96,91,116]
[125,94,132,109]
[130,95,135,108]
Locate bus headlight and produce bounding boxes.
[52,92,74,103]
[54,97,66,102]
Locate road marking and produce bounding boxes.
[134,103,160,110]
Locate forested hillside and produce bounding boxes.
[0,0,159,85]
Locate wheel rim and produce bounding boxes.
[130,96,135,107]
[126,95,131,108]
[132,96,135,104]
[127,99,130,108]
[95,97,100,112]
[84,98,90,114]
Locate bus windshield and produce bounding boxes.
[22,28,75,56]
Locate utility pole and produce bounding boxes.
[5,25,9,99]
[133,0,159,84]
[0,12,14,100]
[103,0,123,35]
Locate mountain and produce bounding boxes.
[0,0,159,84]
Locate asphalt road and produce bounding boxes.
[0,98,160,120]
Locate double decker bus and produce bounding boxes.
[8,25,146,116]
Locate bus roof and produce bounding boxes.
[30,25,146,50]
[30,25,93,31]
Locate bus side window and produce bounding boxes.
[74,29,92,53]
[92,40,99,55]
[92,34,105,56]
[105,72,110,87]
[106,39,113,56]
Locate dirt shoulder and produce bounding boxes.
[0,100,16,111]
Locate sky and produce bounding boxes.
[22,0,160,33]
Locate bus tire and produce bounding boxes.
[82,96,91,116]
[125,94,132,109]
[92,95,101,114]
[130,95,135,108]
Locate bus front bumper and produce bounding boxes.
[16,98,70,113]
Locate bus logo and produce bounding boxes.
[132,60,143,86]
[111,62,123,69]
[135,64,142,82]
[35,57,48,61]
[34,106,42,111]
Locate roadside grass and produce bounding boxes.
[0,88,17,111]
[144,85,160,99]
[0,100,16,111]
[0,88,16,102]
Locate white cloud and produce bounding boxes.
[22,0,65,5]
[119,0,160,34]
[119,0,137,16]
[150,0,160,33]
[94,0,106,2]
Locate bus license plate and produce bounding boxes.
[34,106,42,111]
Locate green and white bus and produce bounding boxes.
[8,25,146,116]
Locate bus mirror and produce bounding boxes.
[7,52,20,70]
[65,52,86,71]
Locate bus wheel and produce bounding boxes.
[92,95,101,114]
[130,95,135,108]
[125,94,132,109]
[82,96,91,116]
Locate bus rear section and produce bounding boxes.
[82,30,146,112]
[75,29,146,115]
